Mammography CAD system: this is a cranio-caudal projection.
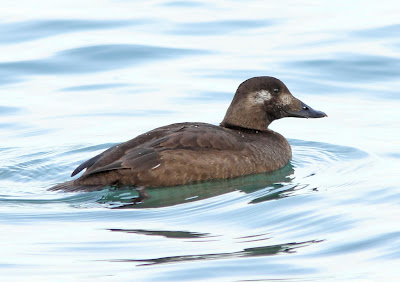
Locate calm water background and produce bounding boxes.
[1,0,400,281]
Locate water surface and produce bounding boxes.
[1,0,400,281]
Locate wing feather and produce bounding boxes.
[71,123,244,178]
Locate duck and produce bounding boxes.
[50,76,326,192]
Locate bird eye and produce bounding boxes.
[273,88,279,94]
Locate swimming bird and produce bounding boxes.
[50,76,326,192]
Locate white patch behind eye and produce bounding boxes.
[252,90,272,104]
[280,94,292,105]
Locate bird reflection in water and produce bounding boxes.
[99,163,295,209]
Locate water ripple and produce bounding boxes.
[288,54,400,82]
[0,44,207,81]
[0,139,369,209]
[161,1,207,8]
[319,232,400,256]
[0,105,22,115]
[0,144,114,186]
[109,228,212,239]
[0,19,145,43]
[113,240,321,266]
[60,83,131,92]
[353,24,400,38]
[170,19,274,35]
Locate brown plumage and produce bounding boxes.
[50,76,326,192]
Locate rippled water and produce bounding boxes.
[1,1,400,281]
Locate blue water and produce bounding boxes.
[1,1,400,280]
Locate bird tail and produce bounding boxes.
[49,180,105,192]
